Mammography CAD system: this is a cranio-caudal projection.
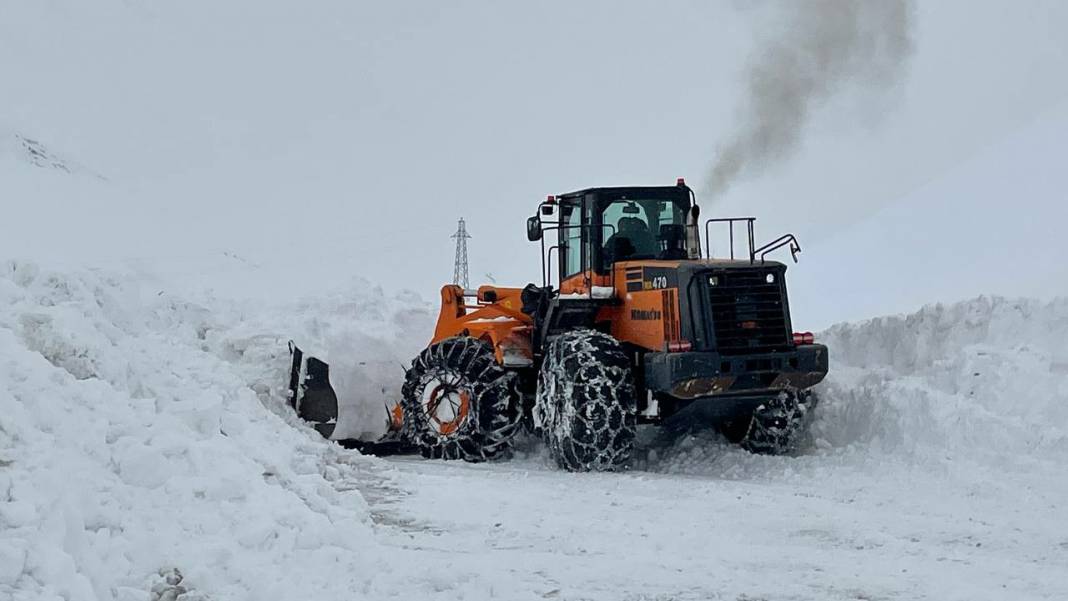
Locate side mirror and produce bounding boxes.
[526,215,543,241]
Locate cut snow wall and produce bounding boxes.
[814,296,1068,463]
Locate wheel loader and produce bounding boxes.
[289,178,828,471]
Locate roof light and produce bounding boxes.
[546,195,556,204]
[676,177,686,186]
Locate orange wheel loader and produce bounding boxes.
[288,178,828,471]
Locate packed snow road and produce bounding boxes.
[2,263,1066,600]
[357,436,1067,601]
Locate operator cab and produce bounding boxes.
[544,184,701,292]
[525,180,803,295]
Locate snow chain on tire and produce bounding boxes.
[401,337,521,461]
[534,329,637,471]
[738,388,819,455]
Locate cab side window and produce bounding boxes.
[562,203,584,277]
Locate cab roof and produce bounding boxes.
[555,185,690,201]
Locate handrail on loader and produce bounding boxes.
[703,217,801,264]
[704,217,756,261]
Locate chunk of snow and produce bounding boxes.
[557,286,616,300]
[465,316,520,323]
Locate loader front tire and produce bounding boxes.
[535,329,636,471]
[401,337,521,462]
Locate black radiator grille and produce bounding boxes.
[707,270,790,355]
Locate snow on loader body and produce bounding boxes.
[288,179,828,470]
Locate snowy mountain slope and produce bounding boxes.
[2,260,1066,600]
[0,131,105,179]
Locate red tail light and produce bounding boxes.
[793,331,815,345]
[667,340,692,352]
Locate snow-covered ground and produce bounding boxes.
[2,262,1066,600]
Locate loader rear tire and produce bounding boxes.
[724,388,818,455]
[401,337,521,462]
[535,329,636,472]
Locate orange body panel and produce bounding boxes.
[559,272,609,295]
[613,261,681,352]
[431,285,535,366]
[559,261,684,353]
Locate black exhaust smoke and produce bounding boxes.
[706,0,916,198]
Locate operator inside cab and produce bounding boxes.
[602,199,688,264]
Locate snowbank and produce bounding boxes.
[0,262,430,600]
[815,296,1068,463]
[641,295,1068,481]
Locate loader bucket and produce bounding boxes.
[286,341,414,456]
[287,341,338,439]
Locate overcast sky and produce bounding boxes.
[2,0,1067,327]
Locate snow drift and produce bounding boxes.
[0,262,433,601]
[815,295,1068,463]
[641,295,1068,482]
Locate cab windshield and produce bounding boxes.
[601,198,688,264]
